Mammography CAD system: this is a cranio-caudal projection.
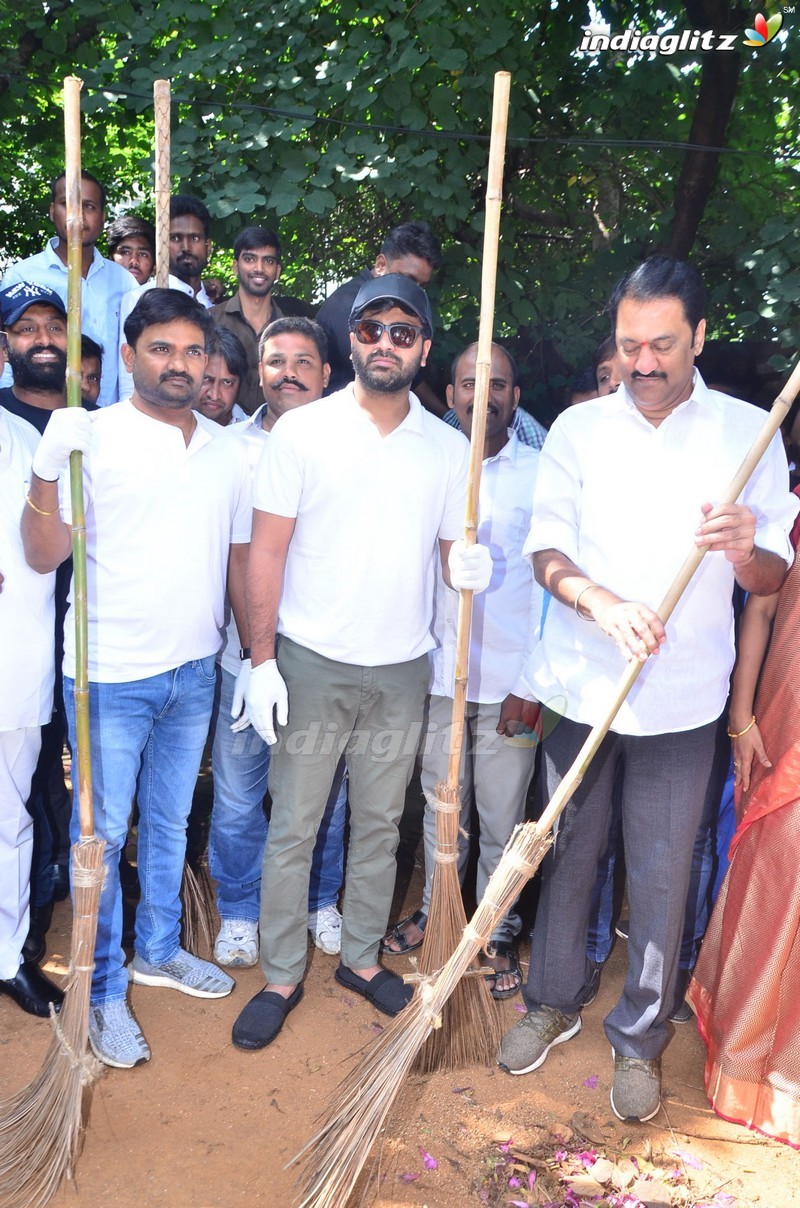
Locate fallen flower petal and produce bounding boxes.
[400,1172,420,1183]
[514,1003,527,1013]
[583,1074,599,1089]
[672,1148,704,1171]
[420,1148,438,1170]
[528,1169,537,1189]
[508,1175,522,1188]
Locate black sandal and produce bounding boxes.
[380,909,427,956]
[484,941,523,1000]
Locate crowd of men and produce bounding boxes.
[1,169,796,1127]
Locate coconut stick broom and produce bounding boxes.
[151,78,218,954]
[292,360,800,1207]
[0,75,105,1208]
[412,71,511,1075]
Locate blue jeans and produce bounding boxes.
[208,666,347,922]
[64,658,217,1004]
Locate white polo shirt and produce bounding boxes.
[254,387,469,666]
[430,433,542,703]
[521,372,797,736]
[60,401,252,683]
[0,408,55,728]
[1,240,138,408]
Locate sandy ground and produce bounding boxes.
[3,780,800,1208]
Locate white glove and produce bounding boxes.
[245,659,289,746]
[448,539,492,593]
[229,658,252,733]
[32,407,93,481]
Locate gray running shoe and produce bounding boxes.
[610,1050,662,1122]
[497,1004,581,1075]
[88,999,151,1069]
[129,949,234,999]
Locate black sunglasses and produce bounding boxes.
[350,319,424,349]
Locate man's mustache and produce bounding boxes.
[274,377,308,391]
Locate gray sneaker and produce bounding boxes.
[88,999,151,1069]
[129,949,234,999]
[610,1050,662,1122]
[497,1004,581,1075]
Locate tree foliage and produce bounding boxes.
[1,0,797,410]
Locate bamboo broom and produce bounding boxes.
[0,75,105,1208]
[413,71,511,1075]
[292,360,800,1207]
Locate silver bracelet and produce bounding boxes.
[574,584,598,621]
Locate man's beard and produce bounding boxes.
[351,344,421,394]
[8,345,67,391]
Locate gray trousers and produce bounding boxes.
[525,711,717,1059]
[420,694,536,943]
[260,638,429,983]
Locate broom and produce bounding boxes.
[0,75,105,1208]
[412,70,511,1075]
[292,360,800,1207]
[152,77,219,953]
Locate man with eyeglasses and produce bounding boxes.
[211,226,284,415]
[497,256,796,1125]
[231,274,491,1050]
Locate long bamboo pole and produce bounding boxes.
[64,78,93,838]
[447,69,512,785]
[154,80,171,287]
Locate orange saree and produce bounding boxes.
[689,550,800,1147]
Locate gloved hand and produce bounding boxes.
[230,658,252,733]
[32,407,93,482]
[244,659,289,745]
[448,539,492,593]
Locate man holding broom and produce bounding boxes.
[498,256,797,1122]
[231,273,490,1050]
[21,288,252,1069]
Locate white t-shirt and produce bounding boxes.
[0,409,55,728]
[254,387,470,666]
[520,372,797,736]
[429,433,542,703]
[60,401,252,682]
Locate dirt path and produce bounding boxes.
[4,788,800,1207]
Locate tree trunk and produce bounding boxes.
[662,0,746,259]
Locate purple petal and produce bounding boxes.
[528,1170,537,1189]
[508,1175,522,1188]
[420,1148,438,1170]
[370,1023,384,1035]
[509,1202,530,1207]
[554,1149,568,1161]
[514,1003,527,1013]
[672,1148,703,1170]
[400,1172,420,1183]
[583,1074,599,1089]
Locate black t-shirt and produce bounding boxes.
[0,387,97,435]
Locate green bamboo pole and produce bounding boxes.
[63,75,93,838]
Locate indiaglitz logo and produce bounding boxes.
[579,10,786,55]
[743,11,783,44]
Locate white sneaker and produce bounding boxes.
[308,904,342,955]
[213,918,259,968]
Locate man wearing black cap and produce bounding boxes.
[231,274,491,1050]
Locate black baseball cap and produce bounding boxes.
[349,272,434,336]
[0,281,67,327]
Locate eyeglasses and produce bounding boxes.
[350,319,424,349]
